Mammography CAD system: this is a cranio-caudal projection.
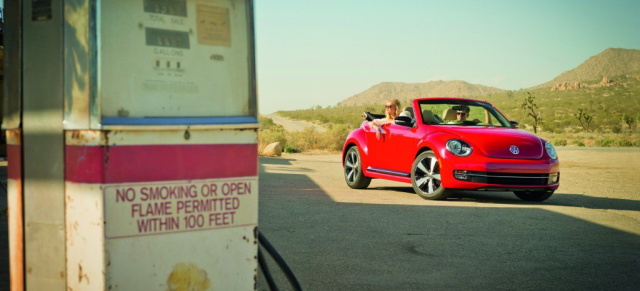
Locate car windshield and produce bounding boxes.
[418,100,511,127]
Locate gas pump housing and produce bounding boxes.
[4,0,259,290]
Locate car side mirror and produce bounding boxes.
[510,120,519,128]
[395,116,413,126]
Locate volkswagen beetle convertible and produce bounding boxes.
[342,97,559,201]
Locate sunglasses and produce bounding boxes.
[385,105,395,108]
[457,112,467,116]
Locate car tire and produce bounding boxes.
[513,190,554,202]
[411,151,451,200]
[344,146,371,189]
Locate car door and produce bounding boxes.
[382,124,420,174]
[364,123,385,169]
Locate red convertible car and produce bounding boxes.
[342,97,559,201]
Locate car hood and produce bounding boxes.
[438,126,544,159]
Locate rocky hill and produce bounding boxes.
[335,47,640,107]
[337,80,505,107]
[539,48,640,88]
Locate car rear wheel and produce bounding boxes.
[513,190,554,202]
[344,146,371,189]
[411,151,451,200]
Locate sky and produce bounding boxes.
[255,0,640,114]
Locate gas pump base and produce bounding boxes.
[64,129,258,290]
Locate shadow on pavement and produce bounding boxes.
[362,184,640,212]
[258,157,640,290]
[450,190,640,212]
[260,156,295,166]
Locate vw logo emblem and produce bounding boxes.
[509,145,520,155]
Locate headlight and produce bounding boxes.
[446,139,472,157]
[545,141,558,160]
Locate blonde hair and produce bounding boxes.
[385,99,401,119]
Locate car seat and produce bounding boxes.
[422,110,435,124]
[442,108,457,122]
[401,107,414,120]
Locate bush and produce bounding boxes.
[258,115,278,129]
[612,124,622,134]
[553,139,567,146]
[285,128,323,152]
[595,138,614,147]
[574,140,585,147]
[284,146,297,153]
[616,139,635,147]
[323,124,352,151]
[542,122,557,133]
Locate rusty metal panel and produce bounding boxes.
[63,0,93,129]
[22,0,67,288]
[107,227,258,290]
[65,128,259,289]
[6,129,24,291]
[65,182,105,290]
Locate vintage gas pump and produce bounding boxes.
[4,0,259,289]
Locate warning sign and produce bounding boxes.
[196,5,231,47]
[104,177,257,239]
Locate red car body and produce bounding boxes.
[342,97,559,201]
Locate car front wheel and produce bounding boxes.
[513,190,554,202]
[411,151,451,200]
[344,146,371,189]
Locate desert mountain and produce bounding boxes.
[538,48,640,88]
[337,80,505,107]
[336,48,640,107]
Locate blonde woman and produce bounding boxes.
[369,99,401,140]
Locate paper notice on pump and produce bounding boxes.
[196,5,231,47]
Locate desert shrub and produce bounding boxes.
[553,139,567,146]
[284,146,297,153]
[595,138,614,147]
[611,124,622,134]
[322,124,352,151]
[259,123,356,153]
[285,127,322,151]
[541,122,555,133]
[282,125,353,151]
[616,139,635,147]
[259,115,277,129]
[274,72,640,150]
[258,128,287,153]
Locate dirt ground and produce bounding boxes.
[271,147,640,235]
[257,147,640,289]
[555,147,640,200]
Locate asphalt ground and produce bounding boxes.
[2,148,639,290]
[256,148,640,290]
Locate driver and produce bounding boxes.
[448,105,480,124]
[456,106,470,122]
